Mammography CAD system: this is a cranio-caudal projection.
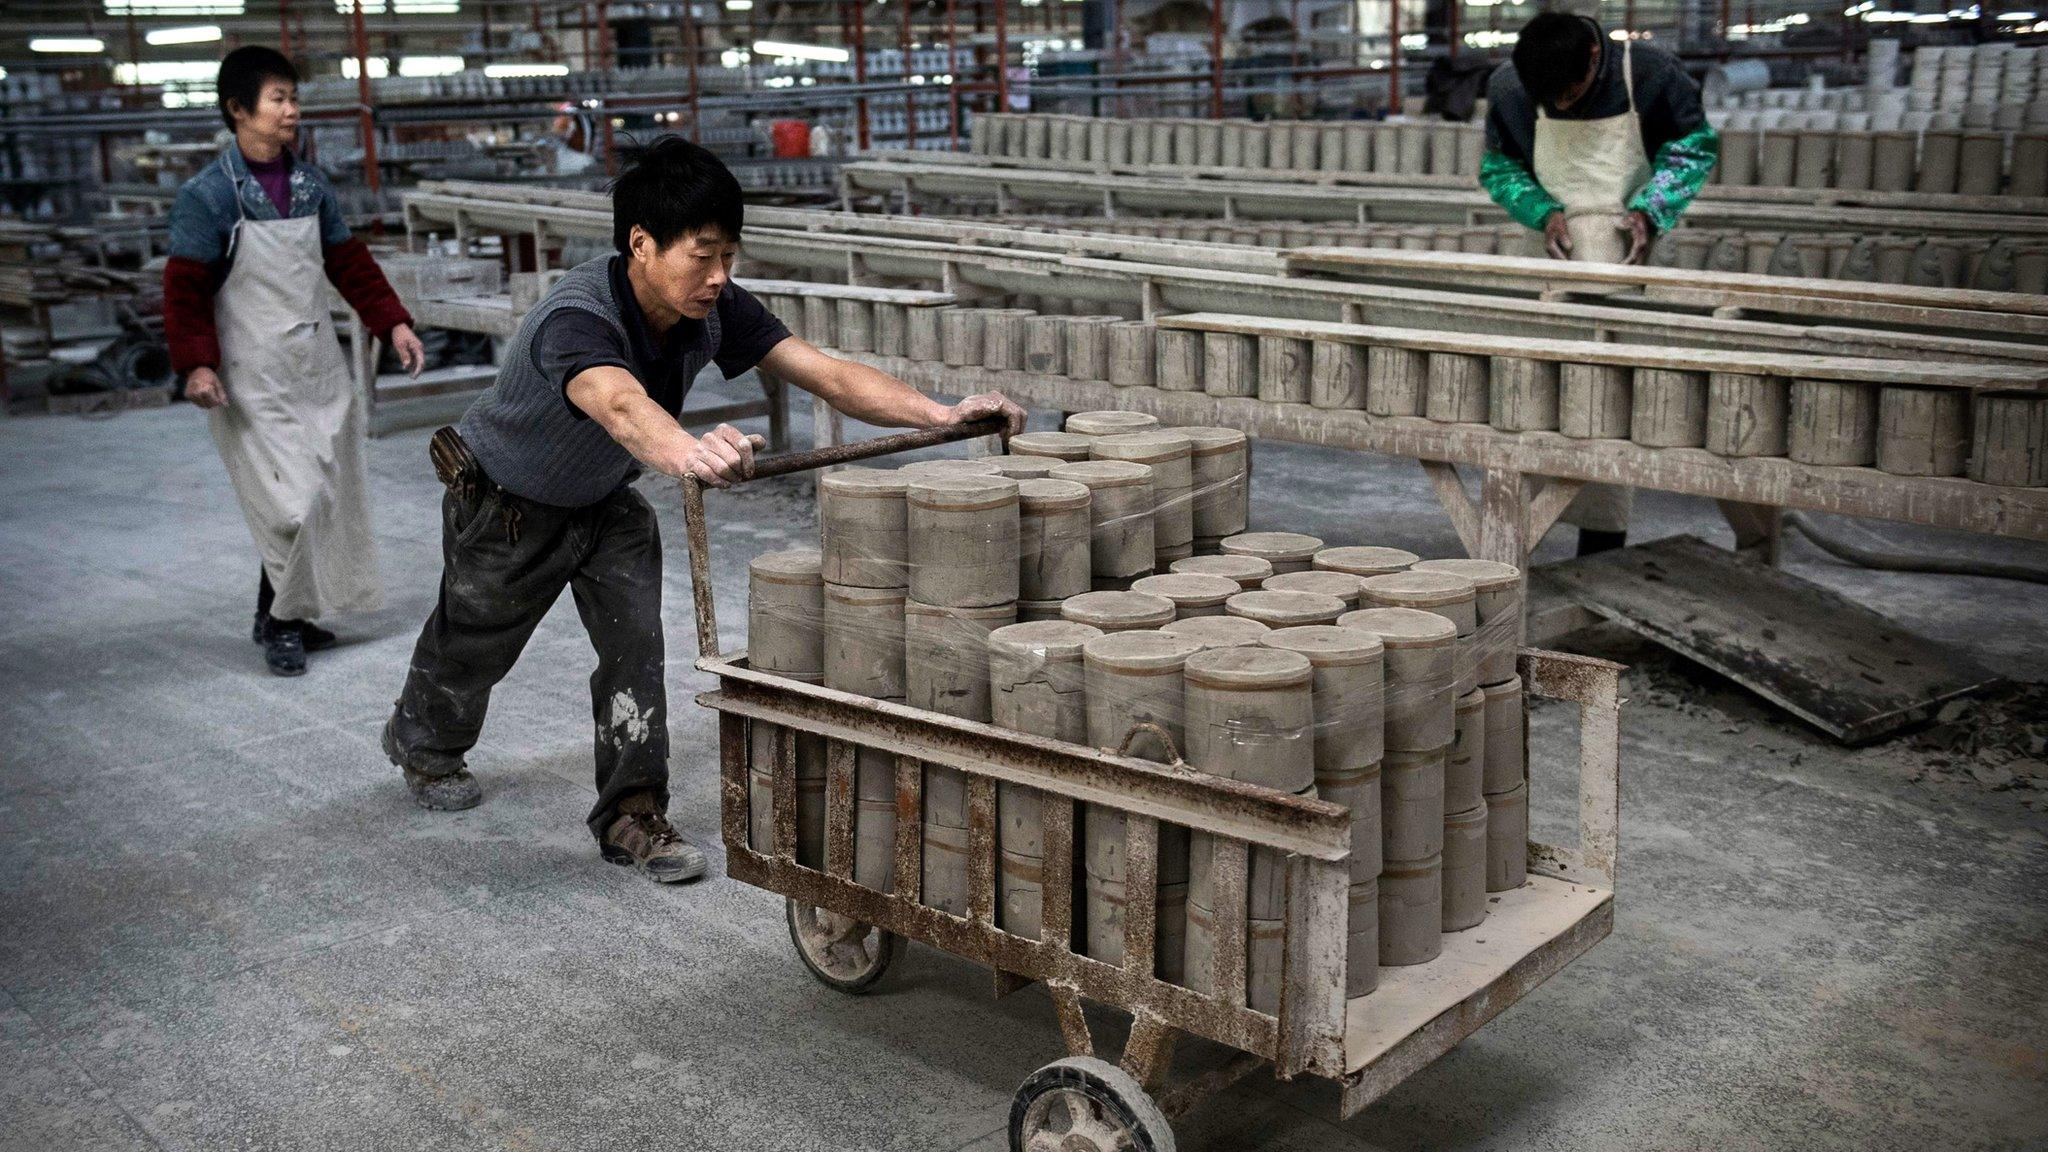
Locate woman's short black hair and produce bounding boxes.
[217,46,298,131]
[1512,12,1601,108]
[610,135,745,254]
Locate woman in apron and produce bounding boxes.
[164,46,424,675]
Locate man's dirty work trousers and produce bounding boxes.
[389,477,668,840]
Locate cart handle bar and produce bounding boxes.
[679,416,1009,659]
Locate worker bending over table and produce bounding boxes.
[382,136,1026,883]
[1481,11,1720,553]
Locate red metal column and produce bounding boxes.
[903,0,916,149]
[1447,0,1458,58]
[1209,0,1224,119]
[1111,0,1124,117]
[947,0,960,146]
[480,0,492,67]
[685,0,702,141]
[853,0,871,151]
[278,0,292,57]
[996,0,1009,112]
[351,0,382,197]
[581,2,592,68]
[1387,0,1401,115]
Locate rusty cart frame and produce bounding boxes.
[679,421,1622,1151]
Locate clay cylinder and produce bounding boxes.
[1023,315,1067,375]
[990,620,1098,742]
[1445,687,1487,815]
[1481,675,1525,795]
[1107,322,1157,388]
[1917,129,1962,194]
[1793,130,1835,188]
[1185,427,1250,541]
[1561,363,1633,439]
[1411,558,1522,689]
[1314,546,1418,578]
[1378,854,1443,966]
[1312,340,1368,410]
[2010,135,2048,199]
[1485,782,1528,891]
[922,819,969,915]
[941,308,985,367]
[820,468,908,588]
[1441,804,1489,931]
[1788,379,1880,466]
[1718,129,1758,184]
[1063,316,1121,381]
[747,717,827,866]
[1094,430,1194,558]
[1338,607,1457,753]
[1048,460,1156,585]
[823,584,907,698]
[1163,614,1273,652]
[1149,328,1204,393]
[1489,356,1561,433]
[1173,553,1271,589]
[1958,131,2004,195]
[1017,478,1094,601]
[1010,431,1095,463]
[1359,571,1478,696]
[1706,372,1789,457]
[1876,386,1969,477]
[1835,132,1875,191]
[1000,849,1045,939]
[1871,131,1916,192]
[1367,345,1429,417]
[1203,332,1258,398]
[981,308,1029,370]
[906,475,1021,609]
[1257,336,1313,404]
[1381,745,1446,861]
[1317,759,1383,882]
[1062,589,1176,634]
[1085,630,1205,762]
[747,549,825,675]
[854,744,898,891]
[1260,624,1385,775]
[905,599,1015,721]
[1220,531,1323,575]
[1132,572,1240,617]
[900,458,1003,480]
[1968,392,2048,486]
[873,302,908,356]
[836,299,874,353]
[1066,410,1160,438]
[1426,352,1490,423]
[1564,210,1630,263]
[907,306,944,361]
[1757,131,1796,186]
[989,456,1062,481]
[1019,599,1066,622]
[1226,589,1346,628]
[1184,647,1316,791]
[1631,368,1709,448]
[1347,878,1380,995]
[803,296,838,348]
[1262,570,1367,612]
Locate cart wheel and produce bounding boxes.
[786,900,903,994]
[1009,1056,1176,1152]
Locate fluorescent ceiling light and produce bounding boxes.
[484,62,569,77]
[114,59,218,83]
[1998,9,2038,17]
[726,0,753,9]
[342,57,391,78]
[31,37,107,53]
[333,0,459,11]
[145,24,221,44]
[106,0,245,13]
[752,40,850,62]
[399,55,465,75]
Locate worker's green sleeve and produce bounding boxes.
[1628,124,1720,235]
[1478,149,1563,233]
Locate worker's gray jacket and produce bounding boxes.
[457,257,721,508]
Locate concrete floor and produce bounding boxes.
[3,373,2045,1152]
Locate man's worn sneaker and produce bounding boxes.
[601,794,706,884]
[254,614,337,652]
[382,716,482,812]
[264,621,307,677]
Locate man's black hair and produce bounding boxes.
[610,135,745,254]
[217,46,298,131]
[1512,12,1601,108]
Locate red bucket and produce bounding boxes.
[771,119,812,158]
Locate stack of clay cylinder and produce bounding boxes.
[967,112,1487,181]
[1711,120,2047,197]
[759,295,2047,490]
[744,547,829,870]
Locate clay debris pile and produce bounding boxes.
[743,413,1542,1009]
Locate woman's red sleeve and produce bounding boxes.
[162,256,224,375]
[321,237,413,340]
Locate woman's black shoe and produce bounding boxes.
[253,612,336,652]
[264,621,307,677]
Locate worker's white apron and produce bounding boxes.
[1532,40,1648,534]
[205,179,379,621]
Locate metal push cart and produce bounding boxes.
[680,421,1622,1152]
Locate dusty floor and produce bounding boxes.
[2,375,2044,1151]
